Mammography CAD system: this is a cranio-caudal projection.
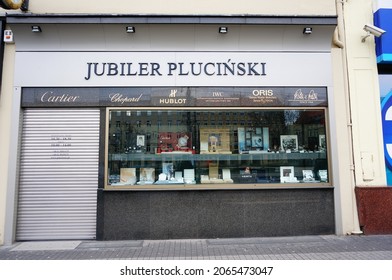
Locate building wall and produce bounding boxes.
[0,0,386,244]
[331,0,387,235]
[0,41,15,245]
[0,0,338,245]
[343,0,386,186]
[100,189,335,240]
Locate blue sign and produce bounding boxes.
[374,8,392,63]
[381,90,392,184]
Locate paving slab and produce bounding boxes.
[10,241,81,251]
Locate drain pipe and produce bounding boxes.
[333,27,344,49]
[335,0,363,235]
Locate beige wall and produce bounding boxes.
[331,0,386,235]
[343,0,386,186]
[25,0,336,16]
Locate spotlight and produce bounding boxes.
[303,27,312,35]
[126,26,135,33]
[31,26,42,33]
[219,27,228,34]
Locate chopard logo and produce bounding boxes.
[109,93,143,104]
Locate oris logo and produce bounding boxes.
[252,89,274,96]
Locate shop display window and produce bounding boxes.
[106,108,329,188]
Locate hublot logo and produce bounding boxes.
[159,90,187,105]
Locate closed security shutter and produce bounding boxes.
[16,109,100,241]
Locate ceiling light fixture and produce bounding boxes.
[219,27,228,34]
[303,27,312,35]
[126,26,135,33]
[31,25,42,33]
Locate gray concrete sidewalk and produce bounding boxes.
[1,235,392,260]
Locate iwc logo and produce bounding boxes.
[0,0,25,10]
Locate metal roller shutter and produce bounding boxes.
[16,109,100,241]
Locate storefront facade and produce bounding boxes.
[1,1,386,243]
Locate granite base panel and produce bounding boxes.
[97,188,335,240]
[355,187,392,235]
